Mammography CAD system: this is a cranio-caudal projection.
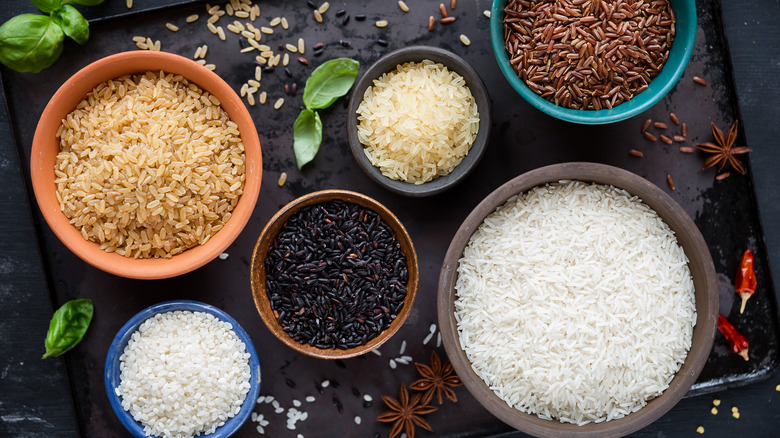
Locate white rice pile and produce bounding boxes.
[356,60,480,184]
[454,181,696,425]
[55,71,246,258]
[116,311,251,438]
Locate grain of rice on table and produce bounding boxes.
[454,181,696,425]
[55,71,246,259]
[356,60,479,184]
[117,311,251,438]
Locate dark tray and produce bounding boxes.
[2,0,778,437]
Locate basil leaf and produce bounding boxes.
[31,0,63,13]
[302,58,359,110]
[293,109,323,169]
[43,299,93,358]
[0,14,64,73]
[51,5,89,45]
[64,0,106,5]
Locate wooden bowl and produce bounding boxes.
[346,45,492,197]
[250,190,418,359]
[30,51,262,279]
[437,163,717,438]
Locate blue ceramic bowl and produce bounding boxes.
[105,300,261,438]
[490,0,696,125]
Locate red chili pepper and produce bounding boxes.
[735,249,757,314]
[717,314,749,361]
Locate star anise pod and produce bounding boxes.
[695,120,752,176]
[410,351,463,405]
[377,384,437,438]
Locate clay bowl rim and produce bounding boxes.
[437,162,717,438]
[30,51,262,279]
[346,45,492,198]
[250,189,419,359]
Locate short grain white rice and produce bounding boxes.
[117,311,251,438]
[454,181,696,425]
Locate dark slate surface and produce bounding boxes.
[1,1,779,437]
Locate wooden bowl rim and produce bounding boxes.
[250,189,419,359]
[437,162,717,438]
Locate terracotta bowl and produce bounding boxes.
[30,51,262,279]
[346,45,492,197]
[250,190,418,359]
[437,163,717,438]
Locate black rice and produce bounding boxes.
[265,200,409,350]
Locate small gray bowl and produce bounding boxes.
[347,46,491,197]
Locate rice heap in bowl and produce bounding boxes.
[356,60,479,184]
[116,310,251,438]
[54,71,245,259]
[454,181,696,425]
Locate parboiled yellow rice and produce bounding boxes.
[55,71,246,259]
[356,60,479,185]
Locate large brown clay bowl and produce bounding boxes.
[438,162,717,438]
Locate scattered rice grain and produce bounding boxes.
[376,20,388,27]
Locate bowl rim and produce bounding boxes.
[346,45,492,197]
[249,189,419,359]
[489,0,697,124]
[30,50,262,279]
[104,299,261,438]
[437,162,717,438]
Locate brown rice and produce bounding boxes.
[55,71,246,259]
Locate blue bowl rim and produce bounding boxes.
[104,300,261,438]
[490,0,697,125]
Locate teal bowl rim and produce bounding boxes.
[490,0,697,125]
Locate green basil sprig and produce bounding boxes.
[43,298,94,358]
[293,58,359,169]
[0,0,104,73]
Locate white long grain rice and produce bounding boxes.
[356,60,479,184]
[454,181,696,425]
[117,310,251,438]
[55,71,246,259]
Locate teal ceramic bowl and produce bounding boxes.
[490,0,696,125]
